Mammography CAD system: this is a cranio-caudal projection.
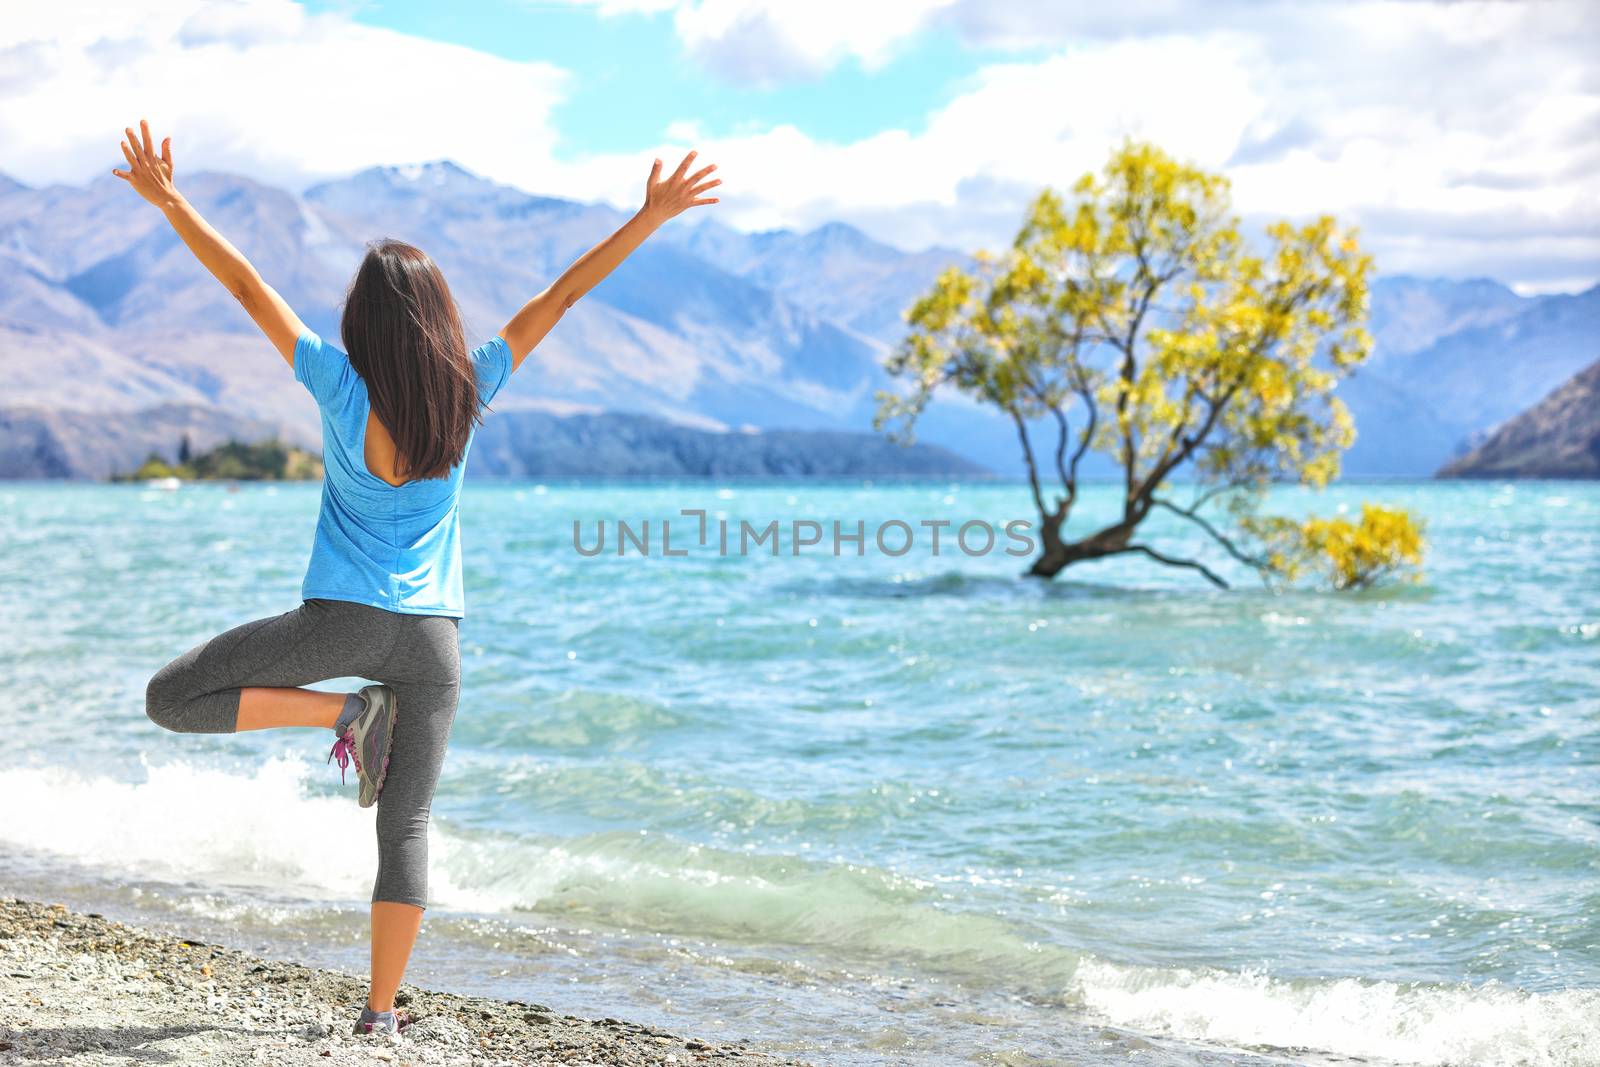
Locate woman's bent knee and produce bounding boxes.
[145,664,186,732]
[144,658,234,733]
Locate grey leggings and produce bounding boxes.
[144,597,461,910]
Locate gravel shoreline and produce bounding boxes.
[0,898,811,1066]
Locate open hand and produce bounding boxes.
[643,150,720,223]
[111,118,180,208]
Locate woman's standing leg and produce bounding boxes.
[364,614,462,1012]
[145,598,439,1014]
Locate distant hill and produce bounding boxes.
[0,162,1593,479]
[0,403,984,481]
[1438,360,1600,479]
[1365,275,1526,356]
[1340,278,1600,475]
[0,403,284,480]
[662,217,970,345]
[472,411,988,479]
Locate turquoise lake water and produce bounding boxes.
[0,480,1596,1066]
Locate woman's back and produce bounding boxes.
[293,328,512,618]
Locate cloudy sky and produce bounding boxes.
[3,0,1596,292]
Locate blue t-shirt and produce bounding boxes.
[292,329,512,618]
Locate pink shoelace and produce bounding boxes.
[327,729,361,784]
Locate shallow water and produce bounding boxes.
[1,480,1596,1066]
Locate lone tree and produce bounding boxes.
[876,140,1423,588]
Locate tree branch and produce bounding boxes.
[1186,479,1236,513]
[1150,496,1269,571]
[1010,408,1048,518]
[1047,402,1071,504]
[1121,543,1230,589]
[1067,365,1097,486]
[1140,371,1248,495]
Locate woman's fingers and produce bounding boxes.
[646,150,719,214]
[140,118,155,160]
[124,128,141,163]
[120,140,140,172]
[161,136,173,170]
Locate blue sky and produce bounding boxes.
[303,0,1025,154]
[3,0,1597,291]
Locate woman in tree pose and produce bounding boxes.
[120,118,719,1037]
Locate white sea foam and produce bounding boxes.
[1070,957,1600,1067]
[2,760,1596,1067]
[0,758,502,913]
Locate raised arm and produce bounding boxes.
[500,149,720,372]
[113,118,305,367]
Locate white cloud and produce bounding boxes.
[0,0,570,192]
[673,0,957,85]
[551,0,1600,288]
[2,0,1595,289]
[553,0,958,85]
[572,1,1587,287]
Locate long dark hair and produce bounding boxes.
[340,239,480,482]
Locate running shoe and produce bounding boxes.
[326,684,399,808]
[352,1005,411,1038]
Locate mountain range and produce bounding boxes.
[0,160,1593,480]
[1439,359,1600,479]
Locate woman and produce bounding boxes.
[116,119,719,1037]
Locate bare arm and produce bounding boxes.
[501,149,720,372]
[113,118,305,367]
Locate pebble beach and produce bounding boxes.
[0,898,807,1067]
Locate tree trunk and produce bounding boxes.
[1026,515,1135,579]
[1027,511,1070,577]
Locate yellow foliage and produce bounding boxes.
[879,139,1373,482]
[1247,505,1426,589]
[875,137,1422,588]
